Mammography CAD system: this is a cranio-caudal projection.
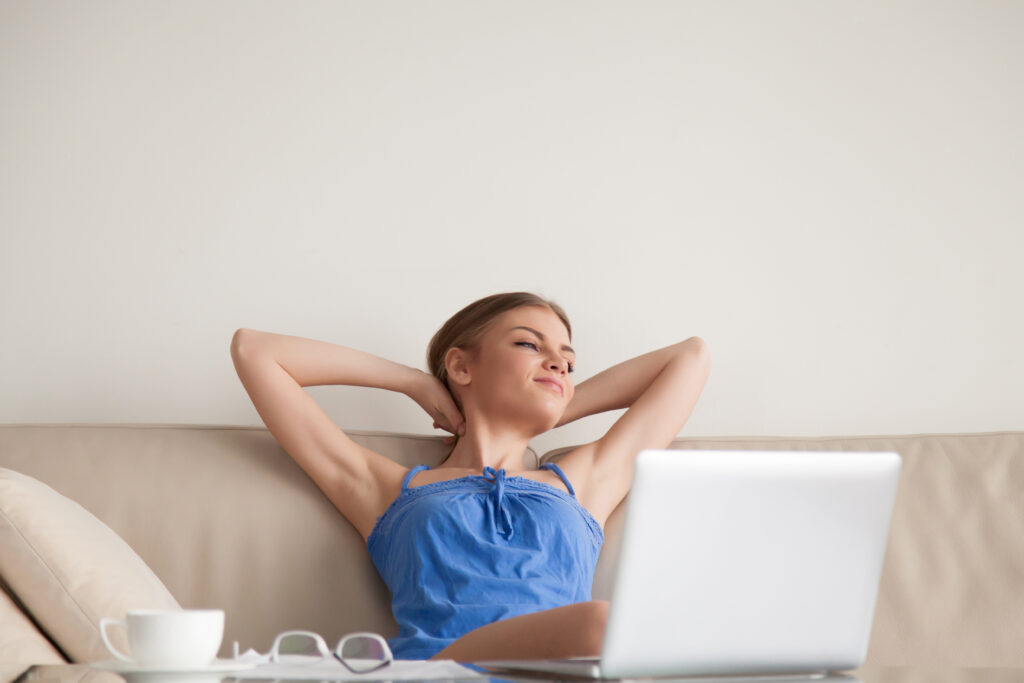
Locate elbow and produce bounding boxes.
[682,336,709,356]
[681,337,711,368]
[230,328,260,364]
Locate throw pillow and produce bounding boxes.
[0,467,180,663]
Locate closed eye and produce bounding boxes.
[516,341,575,373]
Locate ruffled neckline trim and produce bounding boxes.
[366,472,604,551]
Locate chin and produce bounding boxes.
[506,393,564,434]
[519,409,560,437]
[540,409,563,433]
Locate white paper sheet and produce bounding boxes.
[226,653,486,681]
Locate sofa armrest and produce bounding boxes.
[0,582,66,682]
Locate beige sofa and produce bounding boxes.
[1,425,1022,681]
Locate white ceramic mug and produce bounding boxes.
[99,609,224,668]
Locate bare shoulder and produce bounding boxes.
[547,442,621,529]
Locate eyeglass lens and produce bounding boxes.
[275,633,325,657]
[338,636,390,673]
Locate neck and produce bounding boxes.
[440,420,533,473]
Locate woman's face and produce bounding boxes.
[452,305,576,431]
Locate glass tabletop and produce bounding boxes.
[13,665,1024,683]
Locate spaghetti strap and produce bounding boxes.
[402,464,430,491]
[539,462,576,497]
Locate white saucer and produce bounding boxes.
[91,659,256,674]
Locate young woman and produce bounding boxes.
[230,292,710,662]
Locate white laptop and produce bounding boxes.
[476,448,902,679]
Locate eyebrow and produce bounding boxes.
[508,326,575,357]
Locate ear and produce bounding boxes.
[445,347,473,387]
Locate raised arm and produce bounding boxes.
[554,336,711,526]
[554,338,700,429]
[230,328,424,538]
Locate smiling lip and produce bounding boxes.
[534,378,564,395]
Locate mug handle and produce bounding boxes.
[98,618,135,663]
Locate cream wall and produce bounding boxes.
[1,1,1020,457]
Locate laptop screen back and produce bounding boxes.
[600,449,901,678]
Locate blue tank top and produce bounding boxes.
[366,462,604,660]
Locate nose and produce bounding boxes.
[547,357,569,373]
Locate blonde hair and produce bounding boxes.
[426,292,572,460]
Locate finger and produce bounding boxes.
[445,411,465,435]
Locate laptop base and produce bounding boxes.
[475,657,831,680]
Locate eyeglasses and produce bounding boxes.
[268,630,394,674]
